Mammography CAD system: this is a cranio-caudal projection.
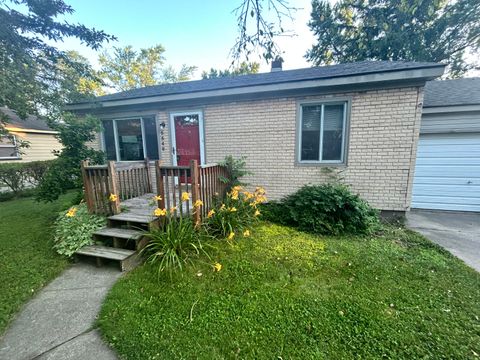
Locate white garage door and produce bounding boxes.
[412,133,480,212]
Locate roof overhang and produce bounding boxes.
[66,66,445,111]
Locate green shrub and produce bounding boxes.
[36,113,104,202]
[218,155,252,191]
[142,211,210,274]
[0,162,28,194]
[0,160,54,195]
[53,202,106,257]
[203,185,265,240]
[24,160,53,186]
[266,184,379,236]
[0,188,37,202]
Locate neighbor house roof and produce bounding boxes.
[1,107,56,133]
[423,78,480,108]
[68,61,445,110]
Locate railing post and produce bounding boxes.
[190,159,201,227]
[107,161,121,214]
[155,160,166,210]
[144,157,152,193]
[81,160,95,213]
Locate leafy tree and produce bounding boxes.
[306,0,480,77]
[201,62,260,79]
[98,45,197,91]
[0,0,115,121]
[36,113,104,202]
[231,0,296,63]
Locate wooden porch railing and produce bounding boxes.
[81,159,152,215]
[82,159,230,222]
[155,160,229,224]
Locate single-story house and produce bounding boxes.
[412,78,480,212]
[67,60,447,215]
[0,107,62,163]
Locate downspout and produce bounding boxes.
[405,86,424,211]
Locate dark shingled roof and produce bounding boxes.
[1,107,53,131]
[424,78,480,108]
[82,60,443,104]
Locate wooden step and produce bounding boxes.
[75,245,140,272]
[93,227,143,240]
[108,213,156,224]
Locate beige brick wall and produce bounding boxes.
[95,86,423,211]
[199,87,423,211]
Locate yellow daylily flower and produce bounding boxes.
[232,185,243,192]
[207,209,215,218]
[66,207,77,217]
[229,207,237,212]
[193,199,203,208]
[213,262,222,272]
[243,191,254,200]
[243,229,250,237]
[170,206,177,213]
[109,193,118,202]
[181,192,190,202]
[254,209,261,217]
[154,208,167,217]
[227,231,235,240]
[153,195,162,201]
[219,204,226,211]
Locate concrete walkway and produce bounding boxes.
[0,263,121,360]
[407,210,480,272]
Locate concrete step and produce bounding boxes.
[75,245,140,272]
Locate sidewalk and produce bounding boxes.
[0,263,120,360]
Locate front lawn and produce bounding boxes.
[0,193,74,334]
[98,223,480,359]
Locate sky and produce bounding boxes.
[56,0,316,78]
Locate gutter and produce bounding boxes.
[66,66,445,111]
[5,126,59,134]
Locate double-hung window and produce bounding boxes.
[0,134,20,160]
[298,101,348,164]
[101,117,159,161]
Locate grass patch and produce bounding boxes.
[0,193,75,334]
[98,223,480,359]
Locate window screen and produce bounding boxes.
[102,120,116,160]
[300,102,346,163]
[143,117,159,160]
[0,135,19,159]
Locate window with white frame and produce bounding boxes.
[298,101,348,164]
[0,134,20,160]
[101,117,159,161]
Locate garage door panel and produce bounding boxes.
[413,177,479,186]
[412,201,480,212]
[412,184,480,197]
[416,148,480,157]
[412,133,480,212]
[414,165,479,177]
[416,158,480,166]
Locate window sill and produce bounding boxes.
[295,161,347,168]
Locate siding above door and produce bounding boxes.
[412,133,480,212]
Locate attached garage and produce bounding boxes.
[412,78,480,212]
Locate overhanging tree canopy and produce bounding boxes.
[306,0,480,77]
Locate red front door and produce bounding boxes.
[173,113,201,168]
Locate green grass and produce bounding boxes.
[98,223,480,359]
[0,193,75,334]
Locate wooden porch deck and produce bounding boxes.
[119,192,192,218]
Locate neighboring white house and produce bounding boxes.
[0,107,62,163]
[412,78,480,212]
